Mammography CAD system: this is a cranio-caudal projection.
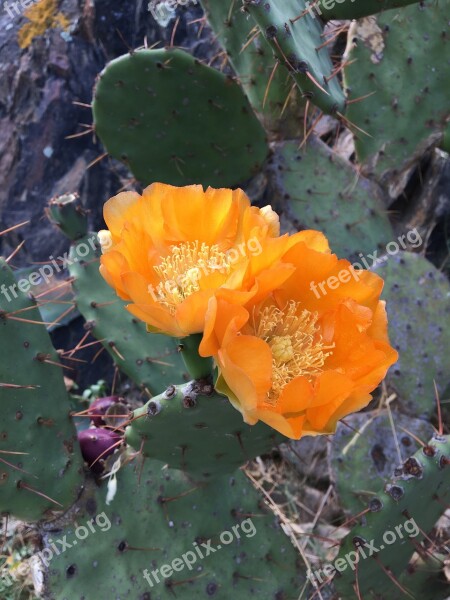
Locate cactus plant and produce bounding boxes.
[199,0,303,134]
[2,1,450,598]
[242,0,346,115]
[43,457,304,599]
[268,138,394,259]
[329,410,434,514]
[92,48,268,188]
[0,259,83,521]
[125,383,284,477]
[374,252,450,419]
[343,0,450,195]
[333,433,450,599]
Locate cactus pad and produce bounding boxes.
[334,433,450,598]
[268,138,394,259]
[242,0,346,115]
[92,48,268,187]
[125,382,284,478]
[0,259,83,521]
[67,235,187,394]
[43,457,304,599]
[374,252,450,419]
[343,1,450,194]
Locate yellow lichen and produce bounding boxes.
[18,0,70,50]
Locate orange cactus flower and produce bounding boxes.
[99,183,296,337]
[199,231,398,439]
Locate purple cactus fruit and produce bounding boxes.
[78,428,122,473]
[88,396,120,427]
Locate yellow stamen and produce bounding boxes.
[255,301,333,404]
[153,242,231,312]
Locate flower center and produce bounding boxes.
[153,242,231,312]
[255,301,333,404]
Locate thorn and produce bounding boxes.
[17,481,63,507]
[72,101,92,108]
[170,16,180,47]
[398,427,426,447]
[0,382,39,389]
[290,0,320,23]
[305,71,330,96]
[0,220,30,237]
[0,457,37,477]
[240,28,260,54]
[86,152,108,170]
[92,345,106,363]
[434,381,444,436]
[5,240,25,264]
[300,110,324,149]
[280,82,296,117]
[159,485,204,505]
[109,343,125,361]
[330,507,371,534]
[115,28,133,53]
[89,439,123,469]
[337,112,372,138]
[263,61,279,109]
[111,365,119,396]
[6,315,55,326]
[372,555,414,598]
[65,128,94,140]
[346,91,377,105]
[326,58,357,82]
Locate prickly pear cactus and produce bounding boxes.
[200,0,303,134]
[329,411,434,514]
[43,457,304,599]
[343,0,450,195]
[92,48,268,187]
[125,383,284,477]
[68,234,186,394]
[334,433,450,599]
[0,260,83,521]
[268,138,394,259]
[243,0,346,115]
[374,252,450,419]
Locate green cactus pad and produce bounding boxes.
[43,457,304,599]
[319,0,422,20]
[200,0,303,134]
[268,138,394,259]
[329,410,434,514]
[333,433,450,599]
[242,0,346,115]
[374,252,450,419]
[343,1,450,194]
[47,193,88,241]
[67,235,187,393]
[0,259,83,521]
[125,382,284,478]
[92,48,268,188]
